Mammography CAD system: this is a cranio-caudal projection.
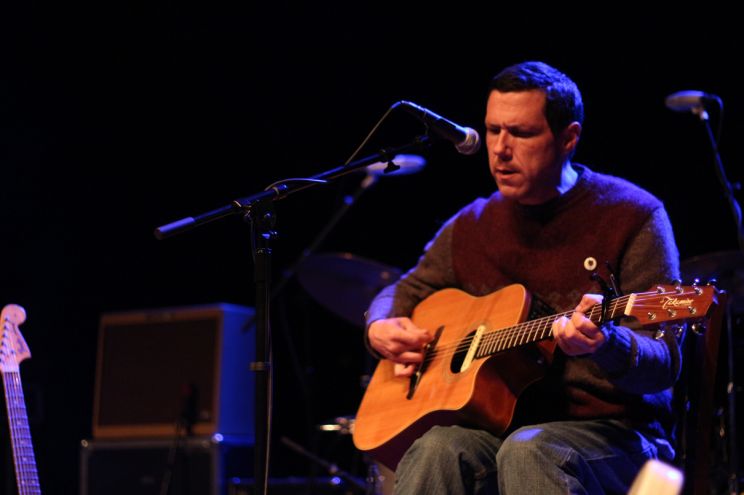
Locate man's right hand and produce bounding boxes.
[368,317,433,377]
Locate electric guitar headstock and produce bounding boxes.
[1,304,30,373]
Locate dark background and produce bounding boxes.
[2,3,743,494]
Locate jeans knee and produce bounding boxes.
[497,426,565,471]
[406,425,463,462]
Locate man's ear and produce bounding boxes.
[561,121,582,155]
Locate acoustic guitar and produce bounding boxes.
[353,283,718,469]
[1,304,42,494]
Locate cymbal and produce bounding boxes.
[681,250,744,311]
[296,252,402,326]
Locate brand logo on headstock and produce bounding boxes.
[661,296,693,310]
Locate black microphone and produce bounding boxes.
[665,90,721,113]
[395,100,481,155]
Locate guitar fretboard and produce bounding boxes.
[2,370,41,495]
[474,296,629,358]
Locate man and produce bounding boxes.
[365,61,681,493]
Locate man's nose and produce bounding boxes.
[492,132,511,158]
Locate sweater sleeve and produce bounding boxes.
[590,206,683,393]
[363,216,459,357]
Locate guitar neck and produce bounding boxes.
[2,371,41,494]
[475,295,630,359]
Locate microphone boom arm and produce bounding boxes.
[153,136,431,240]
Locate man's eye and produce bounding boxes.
[510,130,533,138]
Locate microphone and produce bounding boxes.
[665,90,721,113]
[395,100,481,155]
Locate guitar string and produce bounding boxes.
[421,290,704,363]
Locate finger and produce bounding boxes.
[569,324,597,345]
[552,315,570,338]
[570,312,600,339]
[394,363,416,377]
[392,331,431,348]
[396,351,425,363]
[400,318,433,338]
[554,316,591,349]
[575,293,603,313]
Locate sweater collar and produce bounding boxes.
[512,164,591,218]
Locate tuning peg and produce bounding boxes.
[690,321,706,335]
[671,278,682,287]
[706,278,717,286]
[692,278,701,286]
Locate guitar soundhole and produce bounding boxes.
[449,330,476,373]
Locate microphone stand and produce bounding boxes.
[693,107,741,494]
[694,108,744,251]
[154,137,430,495]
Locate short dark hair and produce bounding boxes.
[489,61,584,137]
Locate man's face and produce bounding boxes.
[485,89,574,205]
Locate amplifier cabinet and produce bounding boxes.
[79,435,253,495]
[93,303,255,439]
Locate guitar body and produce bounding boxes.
[353,284,555,469]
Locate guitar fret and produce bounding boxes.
[520,320,533,345]
[506,326,517,348]
[495,327,508,352]
[491,330,502,353]
[507,325,517,346]
[517,322,526,344]
[479,333,491,356]
[484,332,497,355]
[498,329,508,349]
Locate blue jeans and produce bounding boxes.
[393,420,674,495]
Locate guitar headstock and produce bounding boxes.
[626,283,719,326]
[1,304,30,373]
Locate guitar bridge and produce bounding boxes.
[407,325,443,400]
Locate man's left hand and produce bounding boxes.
[552,294,606,356]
